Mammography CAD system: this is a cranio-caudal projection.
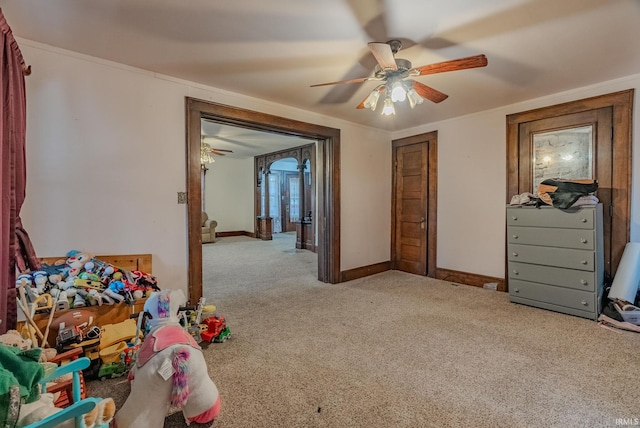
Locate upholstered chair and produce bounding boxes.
[202,211,217,243]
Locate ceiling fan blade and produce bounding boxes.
[411,81,449,103]
[310,76,372,87]
[210,149,230,156]
[368,42,397,71]
[410,54,487,76]
[211,148,233,153]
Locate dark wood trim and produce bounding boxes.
[506,89,633,290]
[435,268,505,290]
[215,231,254,238]
[186,98,341,304]
[391,131,438,277]
[341,261,392,282]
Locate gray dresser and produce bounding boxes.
[506,204,604,320]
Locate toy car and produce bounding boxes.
[56,325,83,352]
[98,362,127,380]
[200,315,227,343]
[213,326,231,343]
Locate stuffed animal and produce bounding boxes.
[17,392,116,428]
[0,330,58,362]
[115,289,221,427]
[0,330,32,351]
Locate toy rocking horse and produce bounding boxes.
[115,289,221,427]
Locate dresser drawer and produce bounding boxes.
[508,226,595,250]
[508,243,594,271]
[508,261,595,292]
[507,207,594,229]
[509,279,596,312]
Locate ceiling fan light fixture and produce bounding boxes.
[200,140,216,164]
[381,96,395,116]
[390,80,407,103]
[364,86,383,110]
[406,88,424,109]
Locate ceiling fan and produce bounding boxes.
[200,135,233,164]
[310,40,487,115]
[208,147,233,157]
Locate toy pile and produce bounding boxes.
[16,250,160,313]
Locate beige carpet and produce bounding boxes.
[89,233,640,427]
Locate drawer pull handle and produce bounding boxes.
[581,300,588,306]
[512,216,518,221]
[580,279,588,285]
[513,270,519,275]
[581,218,587,223]
[512,234,518,239]
[512,252,518,257]
[580,238,588,244]
[514,288,519,293]
[581,260,588,265]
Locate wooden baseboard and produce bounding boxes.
[435,268,506,291]
[216,231,255,238]
[341,261,392,282]
[338,263,505,290]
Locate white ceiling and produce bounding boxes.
[201,118,310,158]
[3,0,640,133]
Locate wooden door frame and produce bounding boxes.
[391,131,438,277]
[506,89,633,290]
[186,98,341,304]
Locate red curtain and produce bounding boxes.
[0,9,39,334]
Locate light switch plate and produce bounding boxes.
[177,192,187,204]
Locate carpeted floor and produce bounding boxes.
[89,233,640,427]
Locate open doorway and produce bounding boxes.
[269,158,300,234]
[186,98,341,304]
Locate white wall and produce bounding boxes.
[393,74,640,278]
[203,156,254,233]
[19,39,393,296]
[340,125,392,270]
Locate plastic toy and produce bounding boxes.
[97,362,127,380]
[214,326,231,343]
[115,289,221,427]
[56,325,83,352]
[178,297,216,343]
[200,315,229,343]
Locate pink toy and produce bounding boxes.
[115,289,220,427]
